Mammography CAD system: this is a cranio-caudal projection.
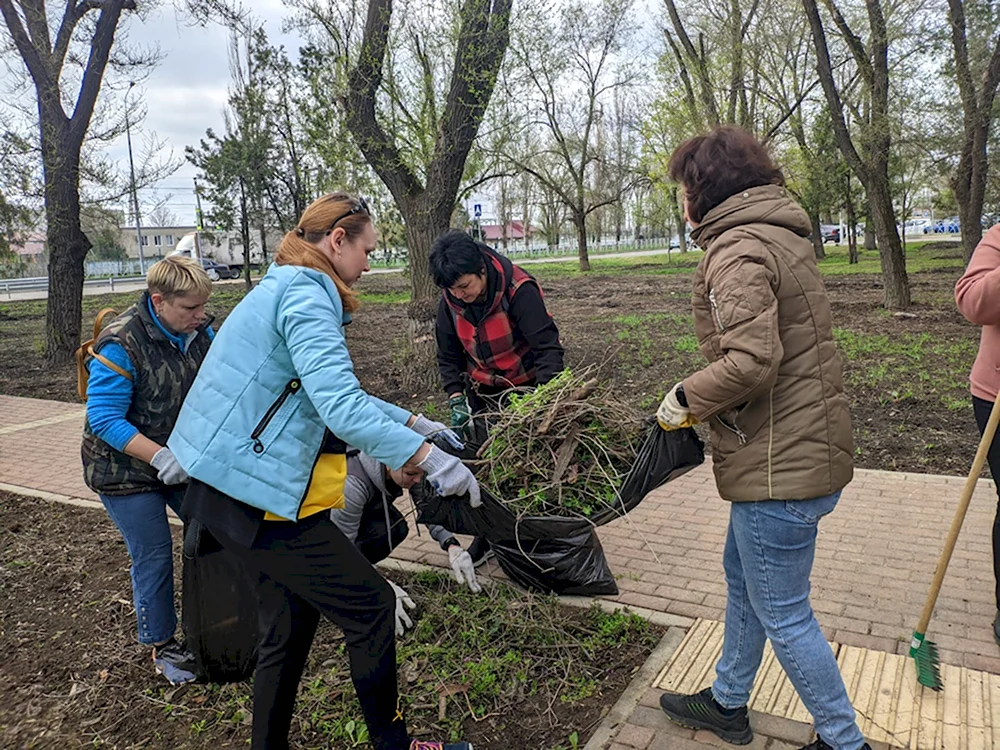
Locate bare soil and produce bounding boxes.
[0,255,983,475]
[0,492,661,749]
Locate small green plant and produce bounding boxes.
[674,334,699,353]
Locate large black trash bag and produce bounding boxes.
[491,530,619,596]
[590,424,705,525]
[412,425,704,596]
[182,520,258,683]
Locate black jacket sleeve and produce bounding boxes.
[435,297,468,396]
[509,283,564,385]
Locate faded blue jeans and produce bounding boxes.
[100,488,184,645]
[711,491,866,750]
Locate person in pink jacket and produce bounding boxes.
[955,223,1000,645]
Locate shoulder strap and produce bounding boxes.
[93,307,119,341]
[87,344,134,381]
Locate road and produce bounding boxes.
[1,247,678,302]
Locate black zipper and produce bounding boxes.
[251,379,301,454]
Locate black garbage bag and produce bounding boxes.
[182,520,258,683]
[589,424,705,525]
[412,425,704,596]
[491,531,618,596]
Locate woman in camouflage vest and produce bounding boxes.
[81,255,214,685]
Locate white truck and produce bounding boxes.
[170,230,269,276]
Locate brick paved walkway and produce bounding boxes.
[3,393,999,748]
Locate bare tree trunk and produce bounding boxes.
[258,221,268,268]
[801,0,909,307]
[670,185,688,252]
[947,0,1000,263]
[402,199,452,390]
[846,174,859,264]
[810,211,825,260]
[44,155,90,363]
[869,181,909,307]
[574,213,591,271]
[864,206,876,251]
[0,0,136,364]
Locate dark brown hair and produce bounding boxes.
[667,126,785,223]
[275,192,371,313]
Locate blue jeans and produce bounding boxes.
[100,489,183,645]
[712,492,865,750]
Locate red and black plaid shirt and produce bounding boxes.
[445,253,545,389]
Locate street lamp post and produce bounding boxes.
[125,82,146,274]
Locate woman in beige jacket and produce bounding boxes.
[655,127,866,750]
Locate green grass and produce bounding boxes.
[358,290,409,304]
[832,327,976,409]
[816,240,965,275]
[122,571,659,749]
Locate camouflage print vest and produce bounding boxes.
[81,292,213,496]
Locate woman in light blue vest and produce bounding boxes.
[169,192,479,750]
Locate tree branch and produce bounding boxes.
[0,0,53,89]
[54,0,99,72]
[819,0,872,85]
[71,0,138,146]
[801,0,868,184]
[430,0,513,202]
[343,0,423,202]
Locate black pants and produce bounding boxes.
[971,396,1000,610]
[214,512,407,750]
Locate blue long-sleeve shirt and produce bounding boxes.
[86,298,214,452]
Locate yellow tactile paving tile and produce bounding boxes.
[654,618,1000,749]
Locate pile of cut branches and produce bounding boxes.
[475,368,645,519]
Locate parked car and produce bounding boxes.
[819,224,840,244]
[923,217,960,234]
[899,219,932,235]
[198,257,236,281]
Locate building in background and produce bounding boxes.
[119,225,197,261]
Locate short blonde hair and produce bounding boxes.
[147,255,213,300]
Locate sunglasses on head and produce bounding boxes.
[326,197,370,235]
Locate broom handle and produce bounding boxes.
[915,394,1000,634]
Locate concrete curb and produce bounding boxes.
[1,481,182,524]
[582,625,688,750]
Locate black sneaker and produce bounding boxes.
[993,611,1000,646]
[408,741,472,749]
[799,738,871,750]
[659,687,753,745]
[466,537,493,568]
[152,637,198,685]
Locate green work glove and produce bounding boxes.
[448,393,472,432]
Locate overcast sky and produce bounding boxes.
[72,0,662,227]
[108,1,295,226]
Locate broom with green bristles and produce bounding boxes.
[909,395,1000,690]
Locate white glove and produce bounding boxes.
[418,445,482,508]
[150,447,190,485]
[656,383,696,430]
[411,414,465,451]
[389,579,415,636]
[449,545,482,593]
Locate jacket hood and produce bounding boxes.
[353,450,391,496]
[691,185,812,246]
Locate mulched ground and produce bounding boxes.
[0,492,662,749]
[0,252,984,475]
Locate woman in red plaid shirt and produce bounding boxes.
[429,229,565,564]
